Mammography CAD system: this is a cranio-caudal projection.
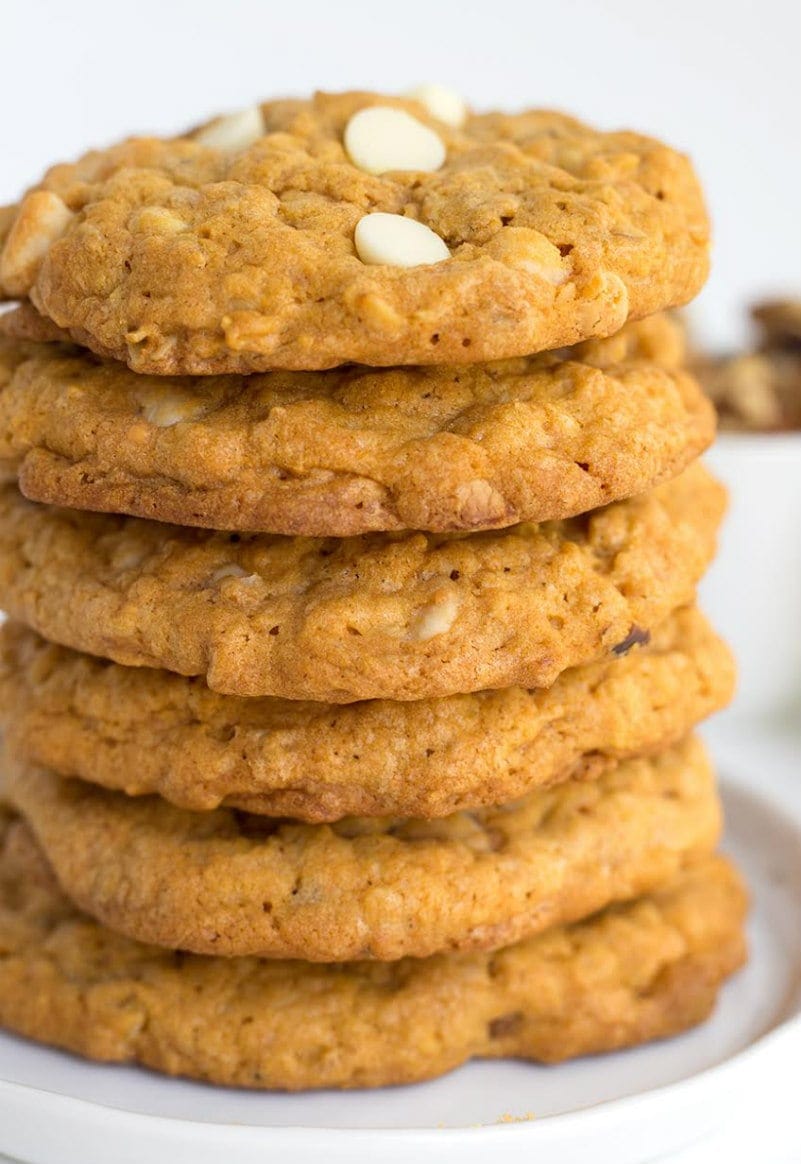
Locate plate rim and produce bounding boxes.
[1,772,800,1150]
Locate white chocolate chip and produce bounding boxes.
[209,563,251,584]
[344,106,445,175]
[140,395,203,428]
[0,191,75,296]
[355,213,450,268]
[407,84,467,128]
[409,589,460,641]
[112,542,149,572]
[195,106,264,152]
[138,388,206,428]
[208,565,263,601]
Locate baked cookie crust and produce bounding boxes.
[0,464,725,701]
[4,738,721,961]
[0,93,709,373]
[0,810,745,1088]
[0,608,734,820]
[0,316,714,535]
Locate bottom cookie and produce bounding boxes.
[0,808,747,1091]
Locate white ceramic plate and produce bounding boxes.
[1,728,799,1164]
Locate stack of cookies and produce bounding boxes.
[0,90,746,1090]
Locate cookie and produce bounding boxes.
[0,317,715,536]
[0,608,735,821]
[0,464,725,701]
[0,811,746,1088]
[0,93,709,374]
[0,301,693,369]
[4,738,721,962]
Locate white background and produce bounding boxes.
[2,0,800,349]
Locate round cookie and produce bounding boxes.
[0,317,715,536]
[4,738,721,962]
[0,813,746,1090]
[0,93,709,374]
[0,315,712,535]
[0,464,725,701]
[0,609,735,821]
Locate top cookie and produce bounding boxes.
[0,92,709,374]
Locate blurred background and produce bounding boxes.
[2,0,799,352]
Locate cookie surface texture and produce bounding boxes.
[0,316,714,535]
[0,464,725,700]
[4,738,721,961]
[0,93,709,373]
[0,810,747,1089]
[0,609,735,820]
